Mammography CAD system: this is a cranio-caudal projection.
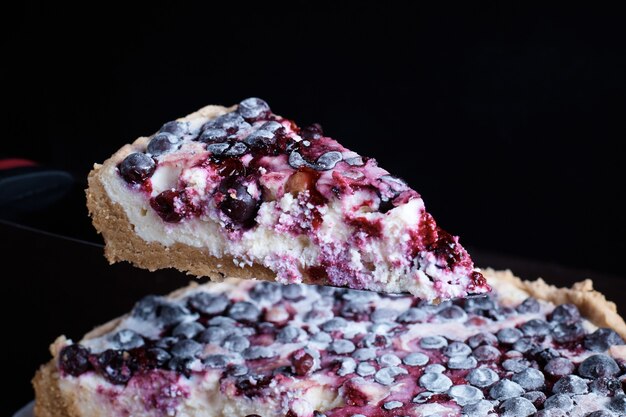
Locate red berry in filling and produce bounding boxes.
[342,379,369,406]
[150,189,186,223]
[218,178,259,225]
[216,158,246,178]
[291,350,315,376]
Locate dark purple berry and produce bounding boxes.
[59,344,92,376]
[209,112,251,135]
[464,295,496,313]
[207,142,230,155]
[590,377,622,396]
[224,142,248,157]
[228,301,261,322]
[218,178,259,225]
[498,397,536,417]
[118,153,156,184]
[584,328,624,352]
[300,123,324,141]
[578,354,620,379]
[250,281,283,304]
[522,391,546,407]
[512,367,545,390]
[198,128,228,143]
[150,189,185,223]
[552,321,585,343]
[97,349,132,385]
[157,303,192,327]
[520,319,551,337]
[544,357,574,378]
[544,394,573,411]
[550,303,581,324]
[609,394,626,413]
[147,132,180,156]
[237,98,270,122]
[533,348,560,366]
[468,332,498,348]
[147,348,171,367]
[588,410,616,417]
[516,297,540,314]
[159,121,189,137]
[472,345,500,362]
[110,329,144,350]
[167,356,194,377]
[188,292,230,315]
[314,151,342,170]
[171,339,203,358]
[172,321,205,339]
[552,375,588,395]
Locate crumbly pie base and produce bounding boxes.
[32,269,626,417]
[86,101,488,300]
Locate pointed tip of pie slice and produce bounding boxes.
[87,98,490,301]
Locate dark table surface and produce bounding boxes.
[3,220,626,415]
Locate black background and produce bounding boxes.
[3,4,626,412]
[2,3,626,276]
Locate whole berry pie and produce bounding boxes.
[34,270,626,417]
[86,98,488,301]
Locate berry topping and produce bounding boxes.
[59,344,92,376]
[499,397,537,417]
[468,367,500,388]
[544,393,573,411]
[228,301,261,322]
[490,379,525,400]
[118,153,156,185]
[549,303,581,324]
[199,128,228,144]
[512,367,546,390]
[147,132,180,156]
[237,98,270,122]
[159,121,189,137]
[300,123,324,141]
[585,328,624,352]
[187,292,229,316]
[552,375,589,395]
[110,329,144,350]
[516,297,540,314]
[578,354,620,379]
[58,276,626,416]
[419,372,453,392]
[544,357,575,378]
[608,394,626,413]
[419,336,448,349]
[96,349,132,385]
[448,384,484,406]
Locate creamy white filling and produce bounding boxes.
[102,157,469,299]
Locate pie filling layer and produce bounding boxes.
[100,98,488,300]
[57,278,626,417]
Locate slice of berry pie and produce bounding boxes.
[87,98,488,300]
[34,270,626,417]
